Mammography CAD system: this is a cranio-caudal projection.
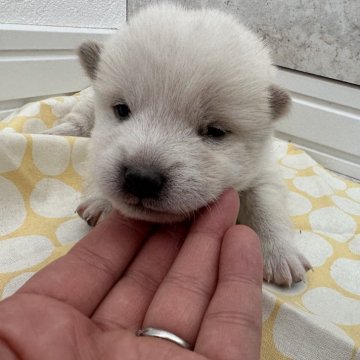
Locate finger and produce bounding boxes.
[142,189,240,347]
[18,211,153,316]
[92,222,189,330]
[195,225,263,360]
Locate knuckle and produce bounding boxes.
[93,316,126,331]
[206,309,261,331]
[191,227,223,241]
[125,268,161,293]
[221,272,262,288]
[72,245,117,282]
[164,271,213,298]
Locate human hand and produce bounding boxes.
[0,189,263,360]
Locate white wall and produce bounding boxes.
[0,0,126,28]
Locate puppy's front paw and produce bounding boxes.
[76,198,113,226]
[263,242,312,287]
[43,122,80,136]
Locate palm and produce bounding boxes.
[0,190,262,360]
[4,293,203,360]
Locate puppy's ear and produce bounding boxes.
[269,85,291,121]
[77,41,103,80]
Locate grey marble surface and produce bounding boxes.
[128,0,360,86]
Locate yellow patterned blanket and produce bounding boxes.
[0,94,359,359]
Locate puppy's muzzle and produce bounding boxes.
[123,166,165,199]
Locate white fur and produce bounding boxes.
[47,3,311,285]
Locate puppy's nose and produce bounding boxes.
[123,167,165,199]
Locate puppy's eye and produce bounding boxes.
[201,125,227,139]
[113,103,131,120]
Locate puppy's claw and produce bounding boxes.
[263,243,311,287]
[83,213,99,226]
[76,198,113,227]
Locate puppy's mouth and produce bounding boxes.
[127,200,168,215]
[103,168,199,223]
[114,196,188,223]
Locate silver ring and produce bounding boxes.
[136,327,191,350]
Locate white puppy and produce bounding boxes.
[46,3,311,285]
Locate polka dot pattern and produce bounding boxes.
[32,135,71,175]
[0,133,27,173]
[0,176,26,236]
[349,235,360,255]
[347,188,360,203]
[331,259,360,296]
[287,191,312,216]
[1,94,360,359]
[309,207,356,242]
[313,166,347,191]
[71,137,89,177]
[332,195,360,216]
[293,231,333,267]
[281,152,316,170]
[0,235,54,272]
[1,272,35,299]
[22,118,48,133]
[30,178,81,218]
[273,303,354,360]
[56,218,91,245]
[302,287,360,325]
[294,175,334,197]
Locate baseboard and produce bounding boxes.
[275,68,360,180]
[0,24,116,109]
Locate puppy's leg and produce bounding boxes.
[77,197,113,227]
[239,171,311,286]
[43,88,95,137]
[76,180,113,226]
[45,88,111,225]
